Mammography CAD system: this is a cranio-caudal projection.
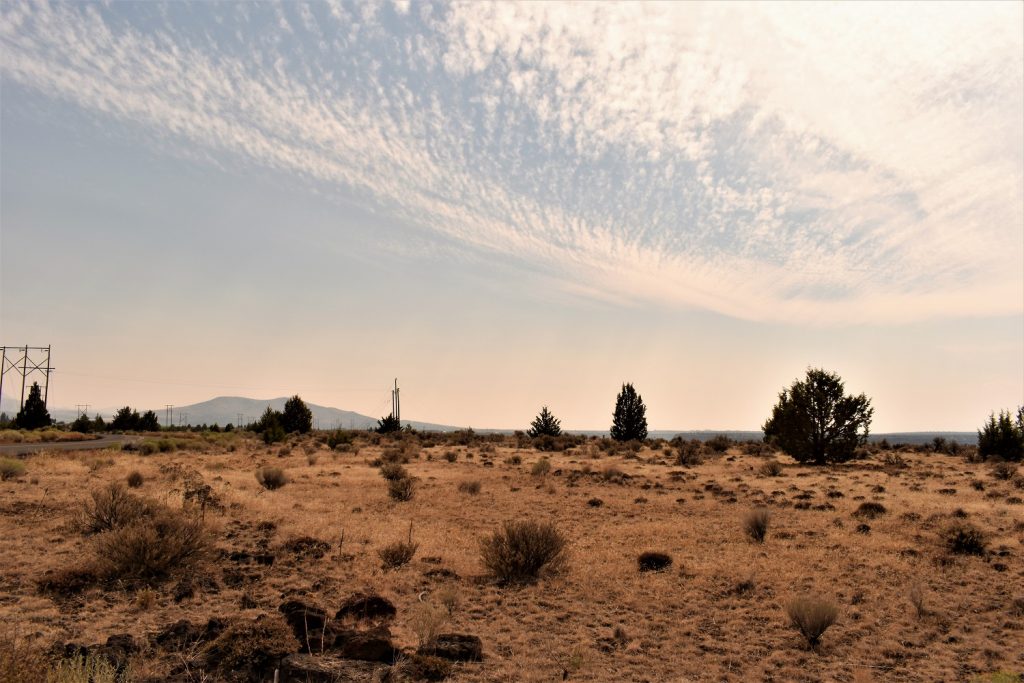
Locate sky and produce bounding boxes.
[1,0,1022,432]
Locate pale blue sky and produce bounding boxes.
[1,1,1021,431]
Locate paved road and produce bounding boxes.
[0,434,140,456]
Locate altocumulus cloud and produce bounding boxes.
[2,0,1020,324]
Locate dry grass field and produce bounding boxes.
[1,431,1022,682]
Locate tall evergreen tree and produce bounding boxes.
[610,383,648,441]
[281,395,313,434]
[528,406,562,437]
[111,406,140,431]
[376,413,401,434]
[14,382,52,430]
[977,407,1024,461]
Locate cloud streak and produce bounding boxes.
[2,0,1020,324]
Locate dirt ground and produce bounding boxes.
[1,431,1022,682]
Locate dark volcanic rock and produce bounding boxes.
[418,633,483,662]
[335,592,397,623]
[333,625,397,663]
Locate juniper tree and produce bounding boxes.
[377,413,401,434]
[762,368,873,465]
[281,395,313,434]
[14,382,51,430]
[610,383,648,442]
[977,407,1024,461]
[528,406,562,437]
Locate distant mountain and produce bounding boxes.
[162,396,460,432]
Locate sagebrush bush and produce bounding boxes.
[530,458,551,476]
[0,458,26,481]
[256,466,287,490]
[93,507,208,585]
[379,526,418,569]
[942,522,987,555]
[388,475,415,502]
[706,435,731,453]
[480,520,567,583]
[126,471,144,488]
[785,595,839,647]
[675,441,703,466]
[457,480,481,495]
[744,508,771,543]
[379,462,409,481]
[991,461,1018,481]
[78,483,152,534]
[758,461,783,477]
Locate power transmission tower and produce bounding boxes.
[0,345,54,412]
[165,405,173,427]
[76,404,90,418]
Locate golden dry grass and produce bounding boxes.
[0,434,1021,681]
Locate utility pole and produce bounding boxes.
[391,378,400,424]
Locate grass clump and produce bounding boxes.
[0,457,26,481]
[480,519,567,584]
[744,508,771,543]
[637,551,672,572]
[758,460,783,477]
[785,595,839,648]
[530,458,551,477]
[943,522,987,555]
[256,466,287,490]
[379,525,418,569]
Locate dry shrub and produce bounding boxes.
[457,480,481,495]
[530,458,551,476]
[204,614,299,680]
[908,582,927,619]
[48,653,124,683]
[380,462,409,481]
[256,466,287,490]
[480,519,567,583]
[785,595,839,647]
[443,451,458,463]
[758,461,783,477]
[853,502,887,519]
[387,475,415,502]
[78,483,152,534]
[637,551,672,572]
[379,526,418,569]
[0,457,25,481]
[882,453,908,469]
[37,565,101,597]
[675,441,703,466]
[601,465,625,483]
[991,461,1018,481]
[0,630,49,682]
[126,471,144,488]
[407,602,448,646]
[744,508,771,543]
[706,435,731,453]
[942,522,987,555]
[94,506,209,585]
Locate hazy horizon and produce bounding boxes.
[2,1,1022,433]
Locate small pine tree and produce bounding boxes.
[70,413,94,433]
[138,410,160,431]
[111,406,141,431]
[92,414,106,432]
[14,382,52,430]
[610,383,648,442]
[527,406,562,437]
[281,395,313,434]
[977,407,1024,462]
[377,414,401,434]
